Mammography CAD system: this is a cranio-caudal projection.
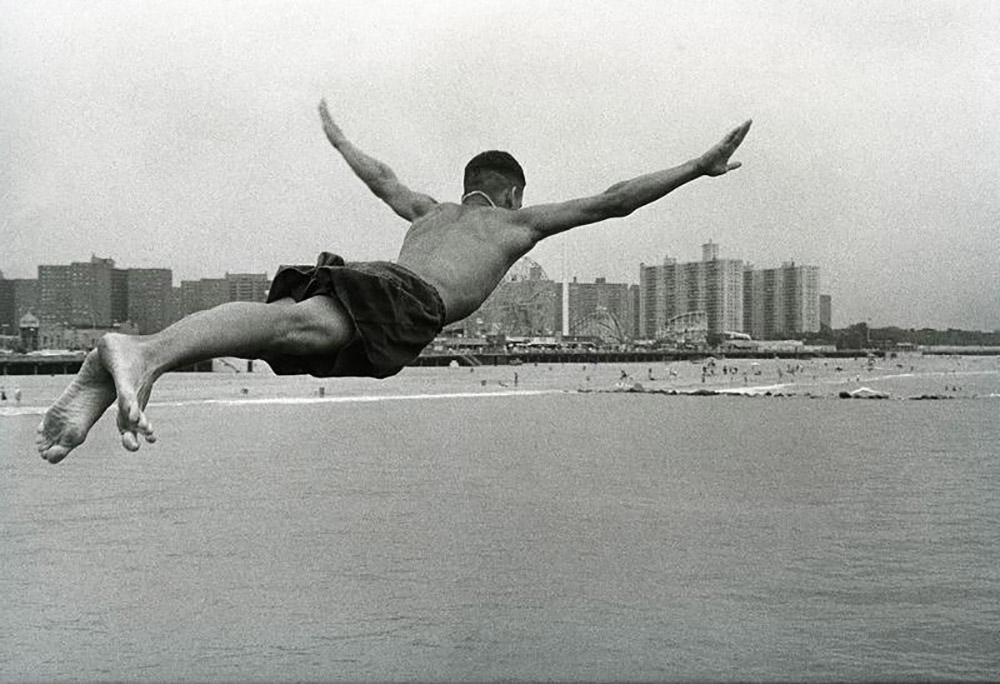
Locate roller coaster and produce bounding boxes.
[477,257,558,336]
[568,308,630,345]
[656,311,707,345]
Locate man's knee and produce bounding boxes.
[279,296,355,353]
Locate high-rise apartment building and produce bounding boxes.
[566,277,635,343]
[743,262,821,338]
[0,277,39,332]
[38,256,114,328]
[639,243,744,339]
[0,278,13,332]
[111,268,130,324]
[178,272,268,317]
[704,258,744,335]
[628,284,641,339]
[785,263,820,334]
[226,272,269,302]
[820,294,832,330]
[639,260,669,339]
[171,287,184,328]
[180,278,229,316]
[38,265,71,326]
[127,268,173,334]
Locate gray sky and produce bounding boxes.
[3,0,998,329]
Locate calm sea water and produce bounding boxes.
[1,361,998,681]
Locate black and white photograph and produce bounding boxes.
[2,1,998,681]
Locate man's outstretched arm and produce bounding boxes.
[516,119,752,240]
[318,99,438,222]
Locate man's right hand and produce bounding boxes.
[698,119,752,177]
[318,99,346,146]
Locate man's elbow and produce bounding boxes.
[602,191,633,219]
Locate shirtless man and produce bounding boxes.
[37,99,751,464]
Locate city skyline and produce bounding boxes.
[5,240,824,287]
[7,249,827,352]
[0,245,821,349]
[4,249,998,356]
[9,238,1000,334]
[4,2,998,330]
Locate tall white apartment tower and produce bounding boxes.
[744,262,821,338]
[638,244,745,339]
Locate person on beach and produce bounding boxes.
[36,99,751,464]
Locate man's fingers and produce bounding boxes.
[726,123,747,145]
[731,119,752,146]
[727,161,742,172]
[318,99,344,138]
[319,99,336,125]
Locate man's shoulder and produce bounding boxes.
[414,202,525,228]
[415,201,461,221]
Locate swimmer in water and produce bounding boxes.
[37,99,751,463]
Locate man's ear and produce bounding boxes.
[507,186,522,209]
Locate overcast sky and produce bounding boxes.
[3,0,998,329]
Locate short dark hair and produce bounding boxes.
[464,150,525,191]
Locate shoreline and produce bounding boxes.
[3,361,998,417]
[5,346,1000,378]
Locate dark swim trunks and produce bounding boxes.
[261,251,446,379]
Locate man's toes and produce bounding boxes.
[43,445,72,465]
[136,412,153,436]
[121,430,141,452]
[138,415,155,443]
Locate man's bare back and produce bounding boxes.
[36,98,750,464]
[396,202,537,323]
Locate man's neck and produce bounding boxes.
[461,190,496,208]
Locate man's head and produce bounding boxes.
[463,150,525,209]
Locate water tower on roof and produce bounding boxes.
[702,240,719,262]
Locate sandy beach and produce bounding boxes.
[1,353,998,420]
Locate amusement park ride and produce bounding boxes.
[474,256,559,337]
[658,311,708,346]
[466,257,714,347]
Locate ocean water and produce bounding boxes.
[1,360,999,681]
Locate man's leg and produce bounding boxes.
[37,295,353,463]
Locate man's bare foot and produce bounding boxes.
[98,333,158,453]
[36,350,118,464]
